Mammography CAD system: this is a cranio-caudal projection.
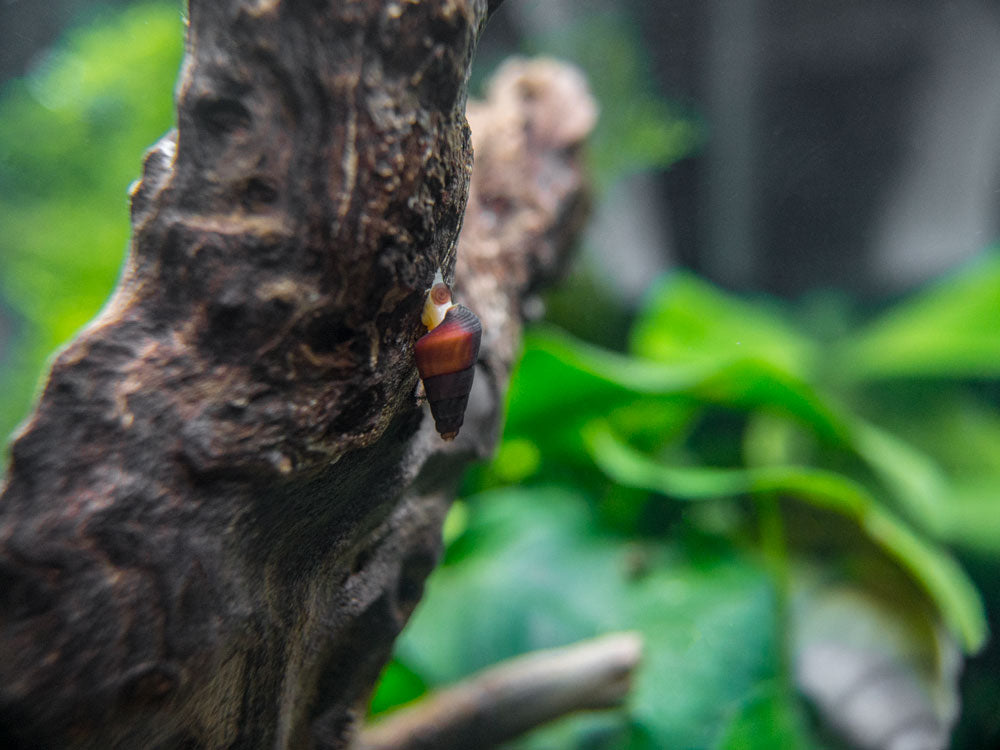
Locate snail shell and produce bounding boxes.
[415,303,482,440]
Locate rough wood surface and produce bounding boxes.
[0,0,596,747]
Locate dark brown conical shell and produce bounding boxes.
[415,304,482,439]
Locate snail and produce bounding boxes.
[415,271,482,440]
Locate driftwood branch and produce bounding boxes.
[356,632,643,750]
[0,0,596,746]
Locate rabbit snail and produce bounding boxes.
[415,271,482,440]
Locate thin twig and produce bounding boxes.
[357,632,643,750]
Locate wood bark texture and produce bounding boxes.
[0,0,596,748]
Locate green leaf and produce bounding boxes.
[584,425,988,653]
[938,478,1000,554]
[367,659,427,717]
[513,328,717,404]
[711,681,813,750]
[863,508,987,653]
[849,417,1000,555]
[836,252,1000,381]
[506,327,849,450]
[631,273,814,379]
[397,488,626,683]
[624,564,784,749]
[497,328,709,474]
[506,713,629,750]
[390,487,801,749]
[626,275,848,442]
[849,419,950,534]
[854,389,1000,477]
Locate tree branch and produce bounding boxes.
[0,0,596,746]
[356,632,643,750]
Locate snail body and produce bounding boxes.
[415,273,482,440]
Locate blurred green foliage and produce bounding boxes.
[371,14,1000,747]
[2,3,998,748]
[374,256,1000,747]
[0,1,184,443]
[520,13,701,191]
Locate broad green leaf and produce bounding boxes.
[924,397,1000,475]
[511,328,717,406]
[626,273,846,441]
[585,423,866,513]
[367,659,427,717]
[938,478,1000,554]
[711,681,813,750]
[396,488,627,683]
[507,713,629,750]
[441,501,471,546]
[498,328,709,475]
[690,359,850,445]
[624,564,783,749]
[506,328,849,449]
[849,416,1000,554]
[585,425,988,652]
[836,252,1000,381]
[855,389,1000,477]
[849,419,950,534]
[742,412,826,473]
[631,273,815,379]
[863,508,986,653]
[390,487,799,749]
